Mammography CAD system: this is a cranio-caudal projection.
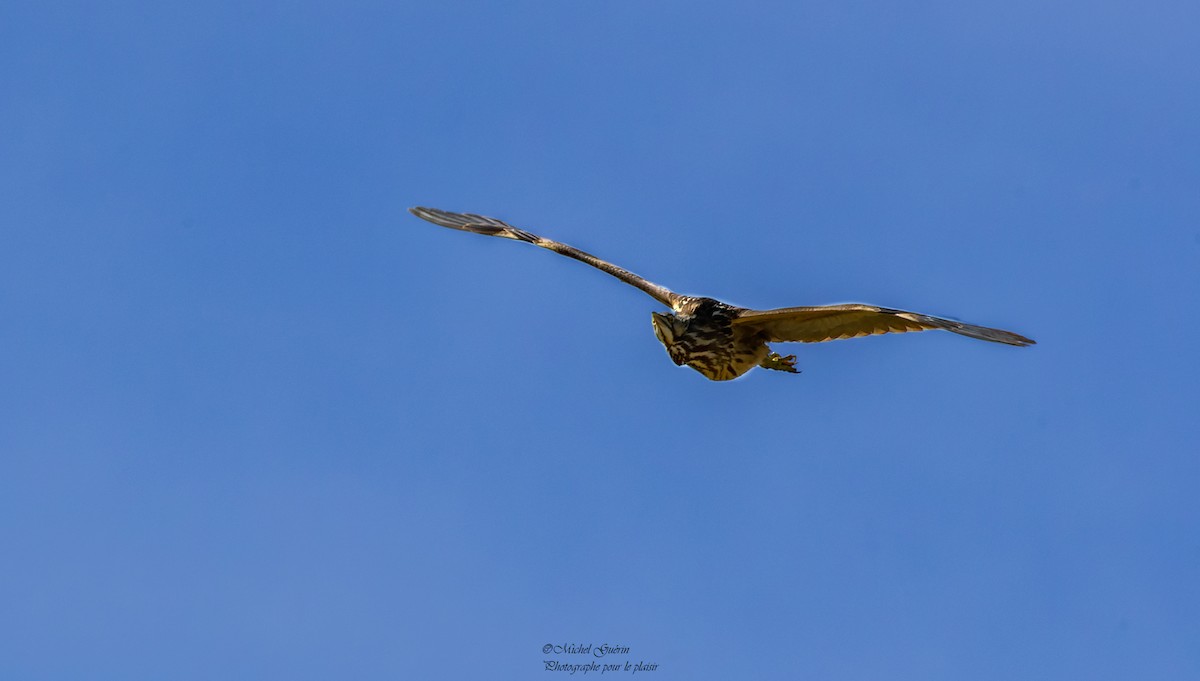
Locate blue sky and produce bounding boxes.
[2,1,1198,679]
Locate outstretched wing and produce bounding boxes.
[410,207,679,307]
[732,304,1035,346]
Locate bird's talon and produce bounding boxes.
[761,352,801,374]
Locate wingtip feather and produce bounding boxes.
[408,205,511,236]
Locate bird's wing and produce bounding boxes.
[732,303,1035,346]
[410,207,679,307]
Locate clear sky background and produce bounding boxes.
[3,2,1198,679]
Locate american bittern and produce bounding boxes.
[410,206,1034,381]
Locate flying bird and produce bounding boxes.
[410,206,1034,381]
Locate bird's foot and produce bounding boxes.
[760,352,800,374]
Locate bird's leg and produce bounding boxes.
[760,351,800,374]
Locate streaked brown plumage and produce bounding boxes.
[410,206,1035,381]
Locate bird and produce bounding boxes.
[409,206,1034,381]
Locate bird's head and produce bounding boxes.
[651,311,690,366]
